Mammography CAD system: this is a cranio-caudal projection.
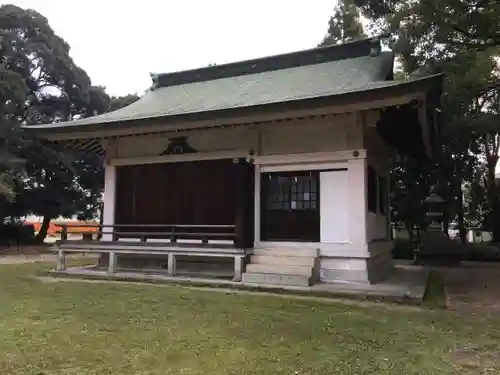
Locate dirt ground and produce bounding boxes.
[0,244,51,254]
[0,245,98,265]
[0,245,52,264]
[0,254,57,264]
[436,262,500,313]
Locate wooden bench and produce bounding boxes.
[54,242,247,281]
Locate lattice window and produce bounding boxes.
[265,172,318,211]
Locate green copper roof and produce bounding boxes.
[27,37,403,131]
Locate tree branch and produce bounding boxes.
[449,22,500,47]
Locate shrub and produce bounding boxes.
[391,239,415,260]
[0,224,35,245]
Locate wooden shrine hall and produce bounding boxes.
[27,35,442,286]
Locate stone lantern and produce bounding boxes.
[415,185,446,264]
[423,186,446,230]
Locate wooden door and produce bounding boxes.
[114,159,236,227]
[261,171,320,242]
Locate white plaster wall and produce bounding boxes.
[260,114,362,155]
[112,114,362,160]
[115,126,257,159]
[467,230,492,243]
[320,170,349,243]
[321,257,369,271]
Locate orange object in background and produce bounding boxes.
[24,221,99,236]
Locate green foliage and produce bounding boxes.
[391,238,415,260]
[319,0,365,46]
[345,0,500,240]
[110,94,140,111]
[354,0,500,49]
[390,157,432,229]
[0,4,138,240]
[463,172,490,228]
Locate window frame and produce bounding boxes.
[263,171,319,211]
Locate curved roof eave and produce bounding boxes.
[24,74,443,138]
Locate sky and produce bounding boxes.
[9,0,336,96]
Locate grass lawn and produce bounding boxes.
[0,261,498,374]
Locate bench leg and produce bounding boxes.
[56,249,66,271]
[233,255,244,282]
[108,251,117,273]
[167,253,176,276]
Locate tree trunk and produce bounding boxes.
[35,215,52,243]
[483,137,500,243]
[491,203,500,243]
[486,163,500,243]
[456,186,467,244]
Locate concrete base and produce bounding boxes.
[243,247,319,286]
[47,264,431,304]
[242,272,312,287]
[320,241,393,284]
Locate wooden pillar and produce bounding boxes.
[233,157,255,249]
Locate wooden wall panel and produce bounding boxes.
[114,159,236,226]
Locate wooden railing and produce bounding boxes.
[55,223,241,247]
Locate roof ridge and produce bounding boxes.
[150,35,389,89]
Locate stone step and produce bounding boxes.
[250,255,316,267]
[253,247,319,257]
[246,264,313,276]
[242,272,312,287]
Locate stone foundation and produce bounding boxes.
[320,240,393,284]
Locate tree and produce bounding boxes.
[109,94,140,111]
[354,0,500,49]
[0,4,107,241]
[11,141,104,240]
[348,0,500,243]
[0,123,24,200]
[319,0,366,46]
[390,156,433,240]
